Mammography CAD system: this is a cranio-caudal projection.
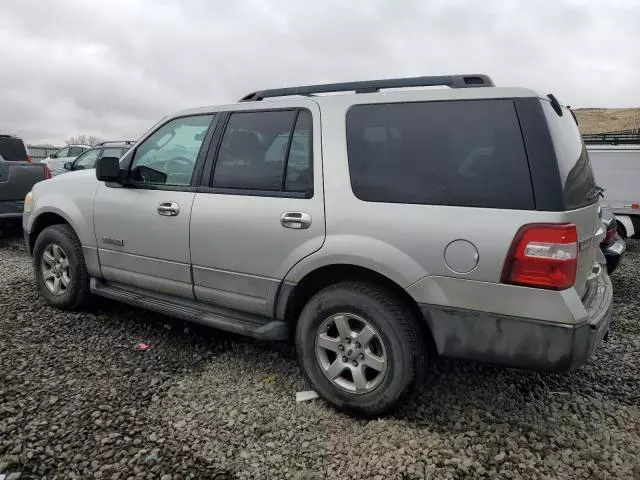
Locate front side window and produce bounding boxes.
[212,109,312,194]
[55,147,70,158]
[346,99,534,209]
[73,149,100,169]
[129,115,213,186]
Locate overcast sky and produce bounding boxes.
[1,0,638,145]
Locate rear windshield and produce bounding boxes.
[541,100,597,210]
[0,137,27,162]
[346,99,534,209]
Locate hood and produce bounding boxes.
[33,168,97,194]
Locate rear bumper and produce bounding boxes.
[420,272,613,371]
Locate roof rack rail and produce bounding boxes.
[583,131,640,145]
[95,140,136,146]
[240,74,494,102]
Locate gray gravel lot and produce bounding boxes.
[1,231,639,480]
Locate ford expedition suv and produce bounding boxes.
[23,75,612,416]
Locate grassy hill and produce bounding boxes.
[574,108,640,134]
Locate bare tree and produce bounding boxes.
[65,134,103,146]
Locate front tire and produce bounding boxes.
[33,224,90,309]
[295,282,428,417]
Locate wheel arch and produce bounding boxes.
[615,215,634,238]
[29,211,74,253]
[278,263,434,348]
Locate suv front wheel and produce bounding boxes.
[33,224,90,309]
[296,282,428,416]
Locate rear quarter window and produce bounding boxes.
[346,99,534,209]
[541,101,597,210]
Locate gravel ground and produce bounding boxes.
[1,230,639,480]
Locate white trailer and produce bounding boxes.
[587,144,640,238]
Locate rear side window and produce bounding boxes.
[212,109,313,194]
[346,100,534,209]
[541,101,597,210]
[0,137,27,162]
[101,147,125,158]
[68,146,85,156]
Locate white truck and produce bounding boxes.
[586,137,640,238]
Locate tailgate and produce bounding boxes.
[0,161,46,201]
[564,202,605,298]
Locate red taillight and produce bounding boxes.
[44,165,52,179]
[501,224,578,290]
[604,227,616,243]
[26,154,32,163]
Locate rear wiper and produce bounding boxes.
[586,185,605,200]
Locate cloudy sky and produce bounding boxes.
[1,0,638,145]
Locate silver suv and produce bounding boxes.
[23,75,612,416]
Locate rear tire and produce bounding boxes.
[33,224,90,309]
[295,282,428,417]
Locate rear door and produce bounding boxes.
[189,104,324,316]
[93,114,216,298]
[541,100,603,296]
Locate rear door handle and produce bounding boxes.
[281,212,311,229]
[157,201,180,216]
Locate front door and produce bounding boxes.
[190,105,325,316]
[94,114,215,298]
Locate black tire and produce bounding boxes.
[616,221,627,239]
[33,224,90,309]
[295,282,429,417]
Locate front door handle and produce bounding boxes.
[157,201,180,216]
[281,212,311,229]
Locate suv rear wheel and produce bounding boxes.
[33,224,90,309]
[295,282,428,416]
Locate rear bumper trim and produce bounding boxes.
[420,273,613,371]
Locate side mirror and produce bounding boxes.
[96,156,121,183]
[63,161,73,170]
[49,153,56,159]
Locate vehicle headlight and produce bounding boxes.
[24,191,33,213]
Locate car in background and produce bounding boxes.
[1,134,50,229]
[600,209,625,274]
[63,141,134,173]
[41,144,92,177]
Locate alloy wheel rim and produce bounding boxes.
[315,312,387,394]
[41,243,70,296]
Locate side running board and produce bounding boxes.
[90,278,289,341]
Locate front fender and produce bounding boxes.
[29,173,99,247]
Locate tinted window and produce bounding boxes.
[213,110,313,193]
[0,137,27,161]
[346,100,534,209]
[102,147,126,158]
[541,101,597,209]
[68,146,85,157]
[73,149,100,169]
[284,111,313,192]
[55,147,70,158]
[130,115,213,186]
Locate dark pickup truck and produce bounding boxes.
[0,135,50,227]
